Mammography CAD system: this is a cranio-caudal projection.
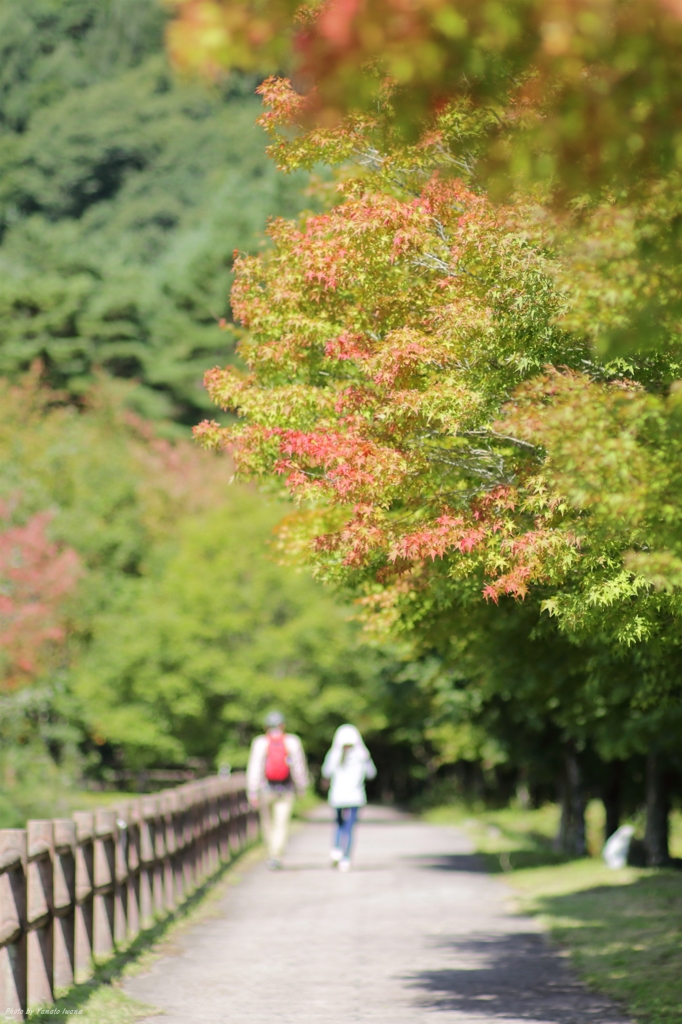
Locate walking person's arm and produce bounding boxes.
[321,746,340,779]
[246,735,266,806]
[287,735,309,795]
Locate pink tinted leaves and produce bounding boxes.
[0,509,81,686]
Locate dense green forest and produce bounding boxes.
[0,0,306,423]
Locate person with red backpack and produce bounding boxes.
[246,711,308,869]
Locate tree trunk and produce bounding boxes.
[556,745,587,857]
[602,761,622,842]
[644,750,670,867]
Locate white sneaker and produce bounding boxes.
[338,858,351,872]
[330,847,343,866]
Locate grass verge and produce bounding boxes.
[0,785,142,830]
[424,803,682,1024]
[24,843,263,1022]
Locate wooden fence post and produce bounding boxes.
[113,805,129,945]
[72,812,94,983]
[225,787,235,857]
[126,801,141,941]
[199,781,209,879]
[196,778,206,876]
[205,780,215,875]
[206,780,215,876]
[182,782,195,888]
[160,792,177,913]
[197,782,206,877]
[246,786,254,846]
[249,784,259,843]
[189,783,203,885]
[26,820,54,1010]
[180,786,195,895]
[218,779,231,864]
[53,820,76,993]
[238,782,246,848]
[149,797,165,917]
[211,779,222,873]
[171,790,185,905]
[0,829,27,1018]
[241,782,250,848]
[93,810,116,959]
[138,798,155,930]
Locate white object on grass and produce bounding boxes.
[602,824,635,869]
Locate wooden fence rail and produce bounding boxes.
[0,773,257,1018]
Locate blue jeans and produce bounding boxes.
[334,807,359,857]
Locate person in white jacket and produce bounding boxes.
[321,724,377,872]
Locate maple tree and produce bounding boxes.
[195,80,576,597]
[169,0,682,195]
[170,0,682,595]
[190,80,682,858]
[168,0,682,384]
[169,0,682,856]
[0,507,80,689]
[196,83,668,629]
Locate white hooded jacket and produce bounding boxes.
[321,724,377,808]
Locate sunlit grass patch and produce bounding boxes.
[27,984,153,1022]
[425,802,682,1024]
[425,801,566,871]
[518,867,682,1024]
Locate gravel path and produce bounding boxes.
[124,807,629,1024]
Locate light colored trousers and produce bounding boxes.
[259,789,294,859]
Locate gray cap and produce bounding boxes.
[264,710,285,729]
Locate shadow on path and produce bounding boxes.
[405,846,572,875]
[404,852,493,874]
[404,932,629,1023]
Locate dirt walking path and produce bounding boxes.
[124,807,629,1024]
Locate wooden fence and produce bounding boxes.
[0,773,257,1018]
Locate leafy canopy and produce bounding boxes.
[169,0,682,196]
[193,83,682,716]
[0,0,307,423]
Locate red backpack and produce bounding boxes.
[265,732,291,783]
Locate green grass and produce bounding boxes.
[24,843,263,1021]
[514,861,682,1024]
[425,802,682,1024]
[0,783,141,829]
